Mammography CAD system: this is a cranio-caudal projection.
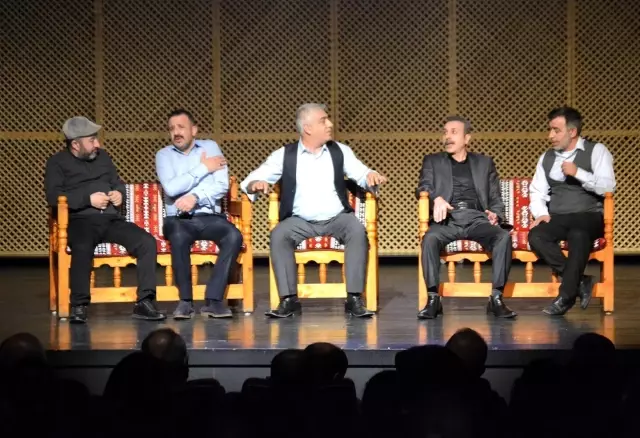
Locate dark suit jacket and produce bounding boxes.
[416,151,509,227]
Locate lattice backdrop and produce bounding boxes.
[1,0,639,257]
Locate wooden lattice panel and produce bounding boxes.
[220,0,331,133]
[0,0,94,131]
[575,0,640,130]
[0,141,62,254]
[103,0,214,132]
[1,0,640,257]
[337,0,449,132]
[456,0,567,132]
[586,135,640,252]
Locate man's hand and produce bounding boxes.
[248,180,270,195]
[175,194,198,213]
[90,192,110,210]
[201,151,227,173]
[485,210,498,226]
[561,161,577,177]
[532,215,551,228]
[108,190,123,207]
[433,196,453,223]
[366,171,388,188]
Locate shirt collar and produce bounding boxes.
[555,137,585,156]
[171,141,201,155]
[298,140,328,155]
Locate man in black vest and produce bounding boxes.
[529,107,616,315]
[417,115,516,319]
[241,103,387,318]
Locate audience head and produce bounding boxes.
[104,351,171,402]
[301,342,348,385]
[141,328,189,384]
[270,348,303,385]
[395,345,468,387]
[445,327,488,378]
[571,332,616,370]
[0,332,46,371]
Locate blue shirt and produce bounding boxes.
[240,140,373,221]
[156,140,228,216]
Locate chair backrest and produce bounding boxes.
[295,180,370,251]
[500,177,534,231]
[94,181,233,256]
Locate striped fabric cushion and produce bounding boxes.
[295,185,369,252]
[67,182,239,257]
[443,178,606,254]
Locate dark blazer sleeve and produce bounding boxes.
[416,154,434,200]
[487,157,505,223]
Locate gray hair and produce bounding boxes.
[295,103,328,134]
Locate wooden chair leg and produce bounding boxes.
[242,259,254,313]
[418,250,427,310]
[365,239,378,312]
[58,254,71,318]
[49,251,57,312]
[269,257,279,310]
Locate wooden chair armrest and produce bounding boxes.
[268,191,280,231]
[228,199,242,217]
[418,192,430,238]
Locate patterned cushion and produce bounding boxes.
[443,178,606,254]
[295,185,369,252]
[67,182,242,257]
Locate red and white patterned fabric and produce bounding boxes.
[443,178,607,254]
[67,182,239,257]
[295,186,369,252]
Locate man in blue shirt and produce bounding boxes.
[241,103,388,318]
[156,109,243,319]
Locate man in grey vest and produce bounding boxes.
[529,106,616,315]
[241,103,388,318]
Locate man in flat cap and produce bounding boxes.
[45,116,166,323]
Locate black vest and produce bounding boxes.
[279,141,353,221]
[542,139,603,215]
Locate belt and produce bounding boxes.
[453,201,481,211]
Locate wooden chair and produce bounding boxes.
[49,176,254,318]
[418,178,615,313]
[267,181,379,311]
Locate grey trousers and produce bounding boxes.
[270,212,368,297]
[421,209,512,296]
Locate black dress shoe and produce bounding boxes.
[201,299,233,318]
[417,295,443,320]
[69,305,88,324]
[487,295,517,318]
[133,299,167,321]
[265,296,302,318]
[345,294,374,318]
[543,296,576,316]
[578,275,595,310]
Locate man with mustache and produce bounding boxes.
[528,107,616,315]
[45,116,166,323]
[156,109,243,320]
[416,115,516,319]
[241,103,388,318]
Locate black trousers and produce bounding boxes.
[68,215,158,306]
[421,209,512,296]
[163,214,243,301]
[528,212,603,300]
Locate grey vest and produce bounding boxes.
[542,139,603,215]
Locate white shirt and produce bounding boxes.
[529,137,616,219]
[240,140,373,221]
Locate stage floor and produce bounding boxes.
[1,258,639,367]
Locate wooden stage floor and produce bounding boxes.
[1,257,639,368]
